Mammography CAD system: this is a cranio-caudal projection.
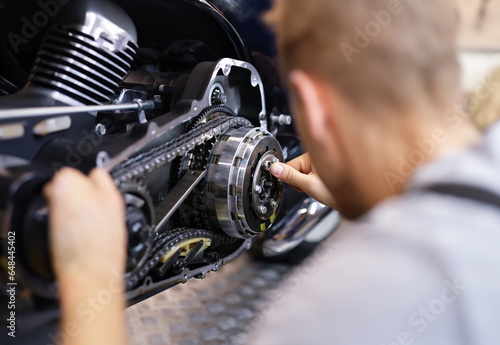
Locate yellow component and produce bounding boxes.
[270,212,277,223]
[160,237,212,264]
[260,223,266,232]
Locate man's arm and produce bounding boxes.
[44,168,127,345]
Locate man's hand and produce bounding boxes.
[44,168,128,345]
[271,153,336,208]
[43,168,127,280]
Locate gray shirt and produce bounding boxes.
[246,122,500,345]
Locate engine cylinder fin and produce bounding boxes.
[39,41,127,81]
[45,29,134,71]
[32,69,112,103]
[31,51,122,91]
[33,60,115,96]
[28,25,137,105]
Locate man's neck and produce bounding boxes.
[361,108,482,210]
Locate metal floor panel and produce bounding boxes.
[126,254,293,345]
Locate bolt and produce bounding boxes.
[195,272,206,279]
[211,88,227,105]
[265,181,275,189]
[273,158,279,164]
[95,123,107,136]
[255,185,263,193]
[271,114,293,126]
[258,205,268,214]
[263,161,272,170]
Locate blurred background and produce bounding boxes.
[457,0,500,130]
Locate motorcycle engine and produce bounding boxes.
[0,0,286,305]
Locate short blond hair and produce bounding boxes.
[265,0,460,112]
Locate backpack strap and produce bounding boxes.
[423,183,500,210]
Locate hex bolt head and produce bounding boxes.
[95,123,107,136]
[270,200,278,209]
[258,205,268,214]
[255,185,263,193]
[218,92,227,104]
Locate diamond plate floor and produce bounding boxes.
[125,253,293,345]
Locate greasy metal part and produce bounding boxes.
[134,99,149,124]
[125,231,253,299]
[124,227,234,291]
[115,115,250,291]
[155,170,206,232]
[27,0,137,106]
[252,152,281,220]
[0,100,155,120]
[261,198,339,256]
[118,116,281,290]
[119,180,156,278]
[95,123,107,136]
[177,106,236,178]
[81,1,137,52]
[108,116,251,183]
[206,127,284,239]
[1,59,265,300]
[209,83,226,106]
[271,114,292,126]
[97,58,267,172]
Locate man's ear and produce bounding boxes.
[289,70,333,147]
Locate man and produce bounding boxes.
[46,0,500,344]
[244,0,500,344]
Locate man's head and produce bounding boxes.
[266,0,460,112]
[266,0,476,218]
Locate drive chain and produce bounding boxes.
[111,115,251,184]
[116,114,250,290]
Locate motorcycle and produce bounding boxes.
[0,0,339,339]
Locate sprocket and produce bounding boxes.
[175,106,237,229]
[119,179,156,278]
[178,105,237,176]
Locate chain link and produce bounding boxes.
[111,116,252,184]
[117,115,250,290]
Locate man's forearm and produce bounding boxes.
[58,272,127,345]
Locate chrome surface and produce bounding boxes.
[206,127,284,239]
[271,114,292,126]
[0,100,155,119]
[262,198,338,256]
[27,0,137,106]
